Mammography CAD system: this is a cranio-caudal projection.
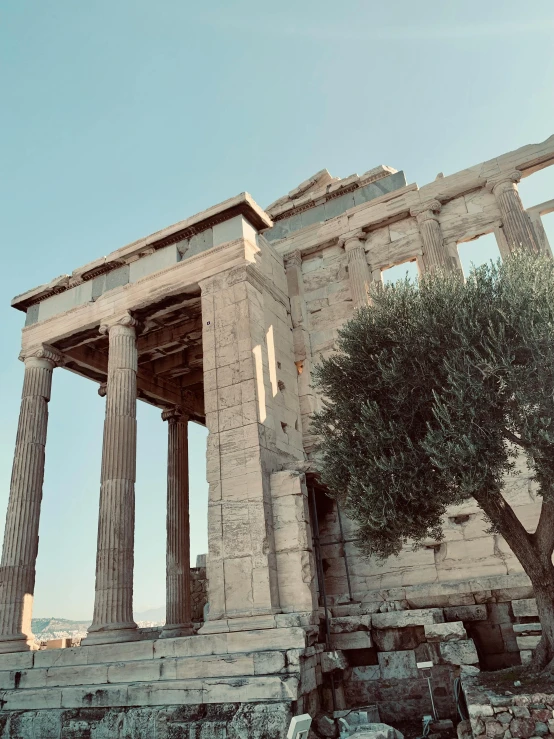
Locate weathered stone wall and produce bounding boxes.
[462,680,554,738]
[264,140,553,607]
[0,702,292,739]
[316,454,540,607]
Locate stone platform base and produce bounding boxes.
[0,702,292,739]
[0,626,322,738]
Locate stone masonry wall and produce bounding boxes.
[462,679,554,739]
[265,148,551,606]
[0,702,293,739]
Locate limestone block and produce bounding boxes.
[520,649,533,665]
[456,719,474,739]
[372,626,422,652]
[330,632,373,650]
[378,650,418,680]
[329,615,372,633]
[161,652,254,680]
[203,675,299,703]
[227,614,277,631]
[352,665,381,681]
[107,660,162,683]
[424,622,467,642]
[19,663,109,689]
[444,605,488,622]
[0,651,34,671]
[516,635,541,650]
[513,623,542,635]
[1,686,63,710]
[512,598,538,618]
[275,550,317,612]
[372,608,444,629]
[321,650,349,673]
[154,632,228,659]
[125,680,203,707]
[228,703,292,739]
[253,651,286,675]
[0,671,15,690]
[227,627,306,653]
[440,639,479,665]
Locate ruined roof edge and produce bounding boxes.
[12,192,272,311]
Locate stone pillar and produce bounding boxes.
[200,266,280,626]
[486,171,539,254]
[342,232,371,308]
[85,312,139,645]
[160,406,193,638]
[0,346,62,653]
[284,251,317,452]
[410,200,448,272]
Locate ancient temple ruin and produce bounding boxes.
[0,135,553,737]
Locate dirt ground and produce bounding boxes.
[476,664,554,695]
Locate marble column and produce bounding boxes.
[160,406,193,638]
[486,171,539,254]
[410,200,448,271]
[86,312,139,644]
[0,345,62,653]
[342,231,372,308]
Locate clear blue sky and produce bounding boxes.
[1,1,553,620]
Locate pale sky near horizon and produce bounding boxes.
[1,1,553,620]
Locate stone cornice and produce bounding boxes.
[12,193,272,313]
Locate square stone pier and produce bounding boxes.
[0,193,321,737]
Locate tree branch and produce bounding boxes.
[502,427,532,450]
[474,489,541,579]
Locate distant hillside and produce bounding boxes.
[32,608,166,641]
[31,617,90,641]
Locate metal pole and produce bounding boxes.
[336,502,354,603]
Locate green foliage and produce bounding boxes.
[312,251,554,559]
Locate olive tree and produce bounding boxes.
[312,251,554,671]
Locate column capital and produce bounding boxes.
[19,344,64,367]
[339,231,366,251]
[410,199,442,222]
[99,311,138,335]
[284,250,302,269]
[162,405,190,424]
[485,170,522,194]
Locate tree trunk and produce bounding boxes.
[474,492,554,672]
[529,573,554,671]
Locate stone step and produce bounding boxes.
[0,626,307,672]
[11,650,291,691]
[0,674,300,711]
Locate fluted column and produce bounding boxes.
[0,345,62,653]
[342,231,372,308]
[85,312,139,645]
[160,406,193,638]
[410,200,448,271]
[486,171,539,254]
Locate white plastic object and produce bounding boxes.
[287,714,312,739]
